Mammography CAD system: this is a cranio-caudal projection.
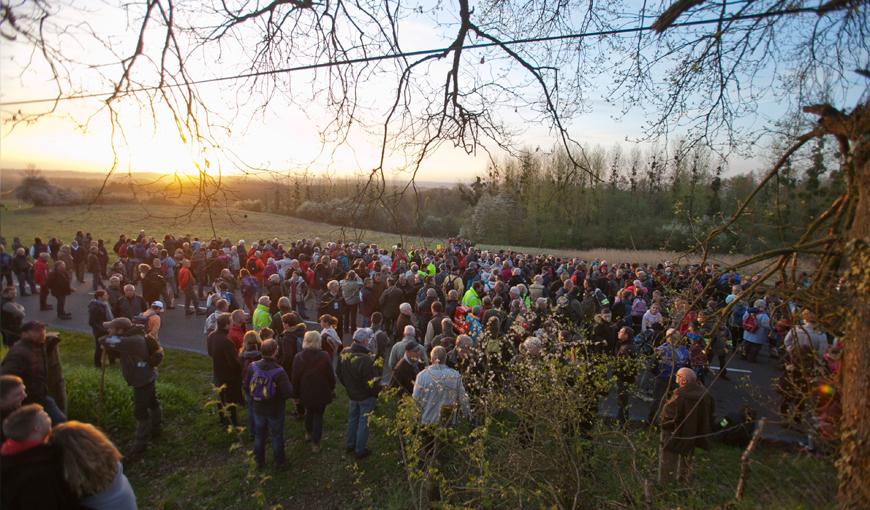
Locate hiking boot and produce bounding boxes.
[40,305,54,311]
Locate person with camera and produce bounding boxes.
[100,317,163,453]
[0,321,66,424]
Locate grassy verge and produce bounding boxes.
[10,329,836,509]
[52,329,406,510]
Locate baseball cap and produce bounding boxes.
[152,301,164,310]
[103,317,133,331]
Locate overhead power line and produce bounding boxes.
[0,7,818,108]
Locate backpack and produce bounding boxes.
[220,290,237,311]
[145,334,164,367]
[631,297,647,317]
[594,288,610,309]
[730,302,748,327]
[742,312,759,333]
[246,258,259,274]
[248,362,285,402]
[132,313,149,328]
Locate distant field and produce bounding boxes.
[2,204,746,266]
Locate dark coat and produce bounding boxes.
[1,443,80,510]
[46,268,72,297]
[660,380,715,454]
[337,343,379,401]
[207,328,243,404]
[101,326,156,388]
[115,295,146,320]
[277,324,306,375]
[290,350,335,407]
[390,356,420,395]
[142,269,165,303]
[1,337,62,406]
[379,286,404,320]
[88,300,112,338]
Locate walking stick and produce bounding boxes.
[99,346,107,426]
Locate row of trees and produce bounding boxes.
[465,139,840,253]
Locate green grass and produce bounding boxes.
[52,329,406,510]
[2,329,835,509]
[1,203,747,265]
[0,204,430,249]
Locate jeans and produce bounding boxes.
[253,407,286,467]
[744,341,763,363]
[43,396,67,424]
[304,403,326,444]
[246,397,256,439]
[342,302,359,333]
[133,381,160,421]
[16,272,35,295]
[183,287,197,312]
[346,397,376,455]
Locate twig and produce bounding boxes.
[734,417,766,502]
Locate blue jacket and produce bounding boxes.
[741,310,770,345]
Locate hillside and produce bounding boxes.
[1,204,745,266]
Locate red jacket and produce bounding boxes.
[178,266,194,290]
[33,259,50,285]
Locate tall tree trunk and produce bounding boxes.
[836,105,870,509]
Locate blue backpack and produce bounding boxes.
[248,362,285,402]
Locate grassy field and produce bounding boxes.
[0,329,837,509]
[1,204,747,266]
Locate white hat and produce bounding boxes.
[152,300,164,310]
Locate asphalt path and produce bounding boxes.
[15,278,803,443]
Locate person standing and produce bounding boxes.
[46,260,73,320]
[1,404,78,509]
[413,345,470,501]
[741,299,771,363]
[88,246,104,291]
[252,296,272,332]
[1,286,26,347]
[178,259,200,316]
[51,421,138,510]
[100,317,162,453]
[337,328,380,459]
[391,341,422,395]
[11,248,35,297]
[648,329,689,425]
[657,368,714,484]
[615,326,637,424]
[340,271,363,334]
[88,290,113,368]
[206,314,243,428]
[0,321,66,424]
[33,253,53,311]
[0,375,27,443]
[291,331,336,453]
[244,339,292,469]
[114,284,146,320]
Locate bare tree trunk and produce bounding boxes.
[838,135,870,509]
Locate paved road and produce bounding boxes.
[15,278,802,442]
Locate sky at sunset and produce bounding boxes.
[0,1,814,182]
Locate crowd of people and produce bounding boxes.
[0,231,844,507]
